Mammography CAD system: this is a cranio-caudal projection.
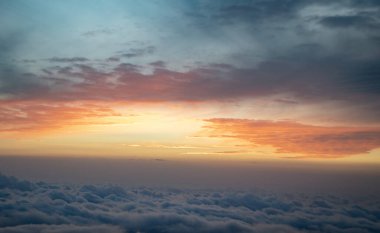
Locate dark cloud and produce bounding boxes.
[0,224,123,233]
[47,57,89,63]
[0,173,379,233]
[186,0,379,31]
[0,8,47,99]
[348,0,380,8]
[319,15,379,29]
[120,46,155,58]
[181,0,380,108]
[107,56,120,62]
[0,69,47,99]
[0,172,34,191]
[207,0,308,24]
[82,28,116,37]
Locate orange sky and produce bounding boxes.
[1,99,380,164]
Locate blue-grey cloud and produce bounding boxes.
[1,172,379,233]
[0,224,123,233]
[47,57,90,63]
[319,15,379,29]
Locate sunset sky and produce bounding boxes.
[1,0,380,163]
[1,1,380,232]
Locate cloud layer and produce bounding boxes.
[1,173,380,233]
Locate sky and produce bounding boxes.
[1,0,380,163]
[1,1,380,232]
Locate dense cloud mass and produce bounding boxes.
[1,173,379,233]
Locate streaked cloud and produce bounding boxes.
[0,101,119,133]
[204,118,380,157]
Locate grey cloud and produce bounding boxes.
[209,0,308,24]
[0,13,47,98]
[120,46,155,58]
[107,56,120,62]
[82,28,116,37]
[0,173,380,233]
[0,69,48,98]
[0,172,34,191]
[182,1,380,94]
[184,0,309,26]
[48,57,90,63]
[348,0,380,7]
[319,15,379,29]
[0,224,124,233]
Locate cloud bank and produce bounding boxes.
[1,173,380,233]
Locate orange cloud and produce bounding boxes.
[204,118,380,158]
[0,100,120,134]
